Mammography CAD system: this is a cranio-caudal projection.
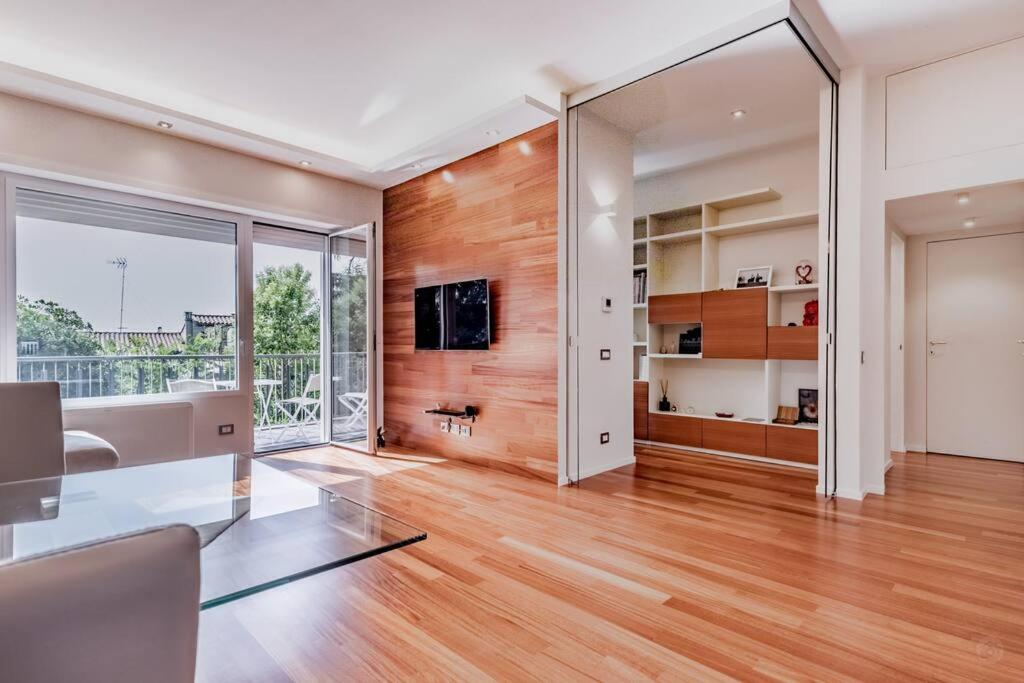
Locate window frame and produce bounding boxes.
[0,172,253,407]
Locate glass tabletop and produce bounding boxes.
[0,454,425,608]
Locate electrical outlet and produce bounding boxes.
[218,424,234,435]
[458,425,472,438]
[600,432,610,444]
[440,421,450,433]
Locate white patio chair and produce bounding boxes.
[335,391,368,435]
[166,379,218,393]
[274,373,321,442]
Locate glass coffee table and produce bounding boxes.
[0,454,425,608]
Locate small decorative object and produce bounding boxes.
[671,405,678,412]
[639,354,649,381]
[658,379,670,412]
[787,322,797,327]
[685,406,695,415]
[773,406,799,425]
[669,342,676,354]
[715,411,735,419]
[735,266,772,289]
[678,326,702,355]
[795,259,814,284]
[798,389,818,424]
[803,299,818,326]
[659,344,668,355]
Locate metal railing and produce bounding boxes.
[15,352,366,426]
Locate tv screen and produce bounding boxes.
[414,285,443,350]
[414,279,490,350]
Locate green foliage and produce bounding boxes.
[16,295,101,356]
[254,264,321,355]
[331,257,367,352]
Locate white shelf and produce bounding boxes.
[704,187,780,210]
[705,210,818,237]
[632,303,647,309]
[632,238,647,245]
[647,228,702,245]
[768,283,819,294]
[652,410,768,424]
[633,263,648,270]
[770,422,819,431]
[633,341,647,347]
[648,353,702,359]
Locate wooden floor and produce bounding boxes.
[197,446,1024,682]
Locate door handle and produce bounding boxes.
[928,340,947,346]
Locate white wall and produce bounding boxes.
[570,107,635,480]
[0,92,383,460]
[886,35,1024,170]
[902,224,1023,453]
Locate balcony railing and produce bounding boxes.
[15,352,366,427]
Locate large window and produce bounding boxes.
[15,187,237,400]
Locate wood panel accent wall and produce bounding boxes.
[382,123,558,481]
[701,289,767,359]
[648,293,701,325]
[633,381,649,440]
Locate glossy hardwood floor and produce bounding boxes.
[197,446,1024,681]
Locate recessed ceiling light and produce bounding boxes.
[955,192,970,206]
[730,109,747,119]
[441,169,455,184]
[298,160,312,167]
[156,120,173,129]
[484,129,501,137]
[409,162,424,170]
[963,217,976,229]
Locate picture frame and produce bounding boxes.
[735,266,772,289]
[798,388,818,424]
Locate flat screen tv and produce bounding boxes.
[414,278,490,350]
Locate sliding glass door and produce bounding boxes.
[252,224,327,453]
[328,225,375,451]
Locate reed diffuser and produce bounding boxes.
[658,379,670,412]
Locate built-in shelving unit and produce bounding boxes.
[630,186,823,467]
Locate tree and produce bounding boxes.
[331,257,367,353]
[16,295,101,356]
[253,264,321,355]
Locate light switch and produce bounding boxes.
[600,349,611,360]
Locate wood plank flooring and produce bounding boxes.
[196,446,1024,681]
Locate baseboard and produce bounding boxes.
[884,459,895,472]
[834,486,866,500]
[905,443,926,454]
[863,483,886,496]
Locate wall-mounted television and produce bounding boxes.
[414,278,490,350]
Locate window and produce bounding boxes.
[15,187,237,400]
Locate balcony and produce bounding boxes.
[15,352,368,452]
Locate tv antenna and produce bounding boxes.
[107,257,128,331]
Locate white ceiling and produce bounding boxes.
[582,23,822,178]
[0,0,779,188]
[0,1,1020,189]
[887,182,1024,235]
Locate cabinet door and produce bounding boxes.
[649,414,701,448]
[633,381,649,440]
[702,289,767,359]
[701,419,765,456]
[648,293,701,325]
[766,426,818,464]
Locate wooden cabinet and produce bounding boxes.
[701,289,767,359]
[649,413,702,448]
[701,419,765,456]
[766,425,818,464]
[767,326,818,360]
[633,381,649,440]
[648,293,701,325]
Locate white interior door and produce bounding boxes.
[927,232,1024,461]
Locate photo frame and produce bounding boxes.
[798,388,818,424]
[735,266,772,289]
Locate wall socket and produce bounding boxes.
[440,420,452,433]
[458,424,472,438]
[599,432,610,444]
[218,424,234,435]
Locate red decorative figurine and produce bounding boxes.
[803,299,818,326]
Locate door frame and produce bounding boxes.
[326,222,377,454]
[889,231,905,457]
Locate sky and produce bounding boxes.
[17,217,323,332]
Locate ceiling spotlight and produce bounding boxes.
[955,192,970,206]
[730,109,747,119]
[963,217,976,229]
[408,162,424,170]
[484,129,501,137]
[298,160,312,167]
[156,120,173,129]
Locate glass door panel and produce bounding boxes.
[252,224,326,453]
[329,225,373,450]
